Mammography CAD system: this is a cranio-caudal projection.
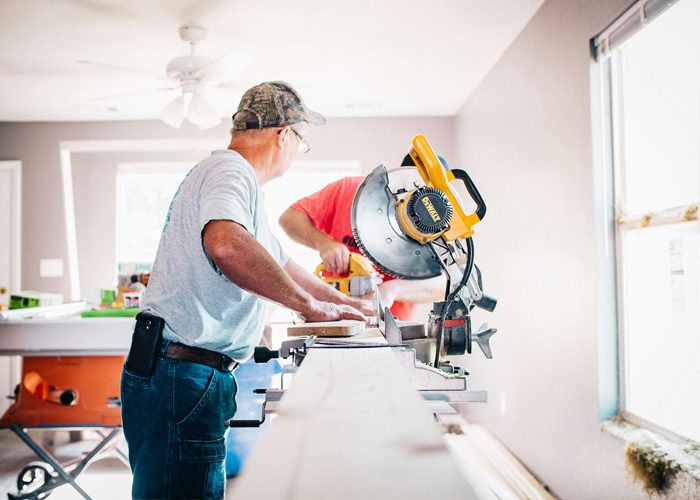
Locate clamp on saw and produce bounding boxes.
[314,253,376,297]
[352,134,498,372]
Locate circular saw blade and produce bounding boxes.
[351,165,442,280]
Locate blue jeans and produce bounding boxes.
[121,339,237,499]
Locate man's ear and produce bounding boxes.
[276,127,290,150]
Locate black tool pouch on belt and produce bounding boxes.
[125,312,165,377]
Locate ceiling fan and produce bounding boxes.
[79,25,255,129]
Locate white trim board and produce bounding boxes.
[0,161,23,412]
[0,161,22,293]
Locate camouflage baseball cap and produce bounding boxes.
[232,81,326,130]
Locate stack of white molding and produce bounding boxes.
[441,415,554,500]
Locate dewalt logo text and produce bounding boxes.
[421,196,441,222]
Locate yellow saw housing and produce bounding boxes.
[314,253,375,297]
[396,135,484,243]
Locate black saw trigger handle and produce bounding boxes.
[450,168,486,221]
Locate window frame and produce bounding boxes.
[592,0,700,443]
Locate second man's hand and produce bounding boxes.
[319,240,350,272]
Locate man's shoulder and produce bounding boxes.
[199,151,256,183]
[340,175,365,187]
[202,150,251,171]
[323,175,364,195]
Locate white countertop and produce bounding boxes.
[0,314,134,355]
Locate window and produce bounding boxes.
[595,0,700,441]
[115,162,191,266]
[263,161,362,270]
[262,160,362,323]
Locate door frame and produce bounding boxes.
[0,160,22,415]
[0,160,21,295]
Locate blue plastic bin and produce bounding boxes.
[225,359,282,477]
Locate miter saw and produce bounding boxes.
[352,135,498,374]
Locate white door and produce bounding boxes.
[0,161,22,416]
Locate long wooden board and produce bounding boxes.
[229,329,477,500]
[286,320,365,337]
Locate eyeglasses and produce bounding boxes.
[279,127,311,154]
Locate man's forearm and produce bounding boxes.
[203,220,314,314]
[279,207,334,251]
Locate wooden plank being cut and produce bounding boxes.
[286,320,365,337]
[229,329,477,500]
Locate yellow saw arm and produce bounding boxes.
[402,135,486,242]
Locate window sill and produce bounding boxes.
[602,417,700,496]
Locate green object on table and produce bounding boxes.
[81,308,140,318]
[101,289,117,305]
[10,295,40,310]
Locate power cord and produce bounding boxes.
[433,237,474,368]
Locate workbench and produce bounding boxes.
[230,328,478,500]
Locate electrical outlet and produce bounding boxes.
[40,258,64,278]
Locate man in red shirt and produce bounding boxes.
[279,157,446,321]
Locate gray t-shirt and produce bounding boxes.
[142,149,288,361]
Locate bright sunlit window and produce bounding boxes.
[115,162,191,266]
[606,0,700,441]
[263,160,362,322]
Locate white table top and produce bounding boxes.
[0,314,134,355]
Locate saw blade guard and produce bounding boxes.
[351,165,443,279]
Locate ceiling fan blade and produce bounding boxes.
[187,93,221,130]
[196,51,255,83]
[78,60,171,82]
[213,79,260,90]
[89,87,178,102]
[161,94,186,128]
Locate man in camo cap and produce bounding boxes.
[122,81,372,499]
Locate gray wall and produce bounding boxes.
[0,117,454,298]
[452,0,648,498]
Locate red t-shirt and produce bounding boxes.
[290,176,418,321]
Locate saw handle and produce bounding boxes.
[449,168,487,221]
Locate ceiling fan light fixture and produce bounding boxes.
[82,25,250,128]
[160,94,186,128]
[187,92,222,130]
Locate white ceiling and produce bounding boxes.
[0,0,544,122]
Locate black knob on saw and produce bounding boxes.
[253,346,279,363]
[405,187,453,236]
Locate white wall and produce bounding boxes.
[451,0,652,498]
[0,117,453,298]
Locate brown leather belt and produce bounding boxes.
[164,342,239,372]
